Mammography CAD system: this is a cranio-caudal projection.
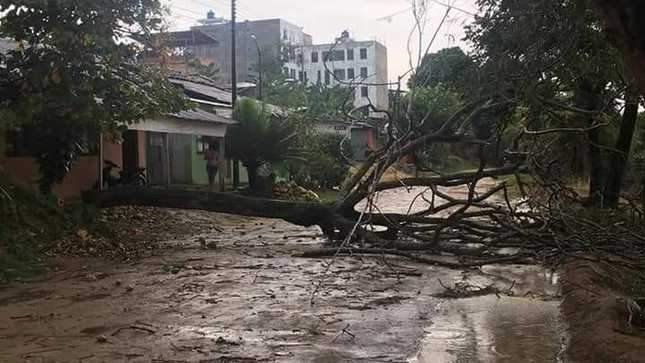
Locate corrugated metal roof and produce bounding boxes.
[169,108,237,125]
[169,77,233,104]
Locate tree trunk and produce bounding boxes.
[604,88,640,207]
[573,79,607,207]
[592,1,645,92]
[91,188,337,232]
[246,163,259,190]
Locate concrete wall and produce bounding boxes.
[185,18,307,85]
[0,133,126,200]
[0,155,99,201]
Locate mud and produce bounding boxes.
[0,185,568,362]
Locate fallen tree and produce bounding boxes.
[92,0,645,271]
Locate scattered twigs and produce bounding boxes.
[295,248,531,269]
[434,279,516,299]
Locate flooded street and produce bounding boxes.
[0,186,567,362]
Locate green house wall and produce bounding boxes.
[191,136,209,185]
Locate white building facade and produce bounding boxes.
[285,38,389,118]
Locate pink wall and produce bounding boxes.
[0,156,99,200]
[0,134,124,201]
[103,136,123,168]
[138,130,146,168]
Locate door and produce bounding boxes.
[169,134,193,185]
[146,132,167,185]
[122,130,140,173]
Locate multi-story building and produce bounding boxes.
[162,13,389,117]
[160,11,311,86]
[288,33,389,117]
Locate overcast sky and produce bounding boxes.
[167,0,479,85]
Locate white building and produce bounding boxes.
[285,35,389,118]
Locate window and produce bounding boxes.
[283,67,289,76]
[196,137,209,154]
[361,86,369,98]
[332,50,345,61]
[347,49,354,61]
[360,48,367,59]
[290,69,296,79]
[325,70,331,85]
[311,51,319,63]
[333,69,346,80]
[347,68,355,79]
[322,51,331,61]
[360,67,368,78]
[317,70,322,84]
[298,71,304,82]
[304,71,308,83]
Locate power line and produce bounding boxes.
[376,6,414,22]
[428,0,476,17]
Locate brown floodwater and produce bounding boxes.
[0,184,567,362]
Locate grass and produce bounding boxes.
[0,174,97,284]
[316,189,342,204]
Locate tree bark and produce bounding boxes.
[605,88,640,207]
[573,79,607,207]
[246,163,259,190]
[592,1,645,92]
[91,188,337,232]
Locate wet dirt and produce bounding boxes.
[0,185,568,362]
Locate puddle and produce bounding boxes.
[0,185,570,362]
[409,266,568,363]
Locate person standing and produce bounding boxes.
[204,142,219,191]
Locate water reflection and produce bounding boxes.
[410,267,567,363]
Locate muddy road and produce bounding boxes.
[0,186,566,362]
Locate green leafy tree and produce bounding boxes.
[226,98,300,191]
[409,47,477,97]
[186,55,220,80]
[292,133,352,190]
[403,85,463,134]
[466,0,639,208]
[0,0,189,193]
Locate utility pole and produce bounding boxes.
[250,34,262,100]
[231,0,240,188]
[231,0,237,107]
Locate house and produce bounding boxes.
[313,120,380,162]
[0,74,248,201]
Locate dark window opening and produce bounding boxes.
[333,69,346,80]
[361,86,369,97]
[360,67,368,78]
[311,51,319,63]
[347,68,355,79]
[325,71,331,85]
[317,70,322,83]
[347,49,354,60]
[360,48,367,59]
[333,50,345,61]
